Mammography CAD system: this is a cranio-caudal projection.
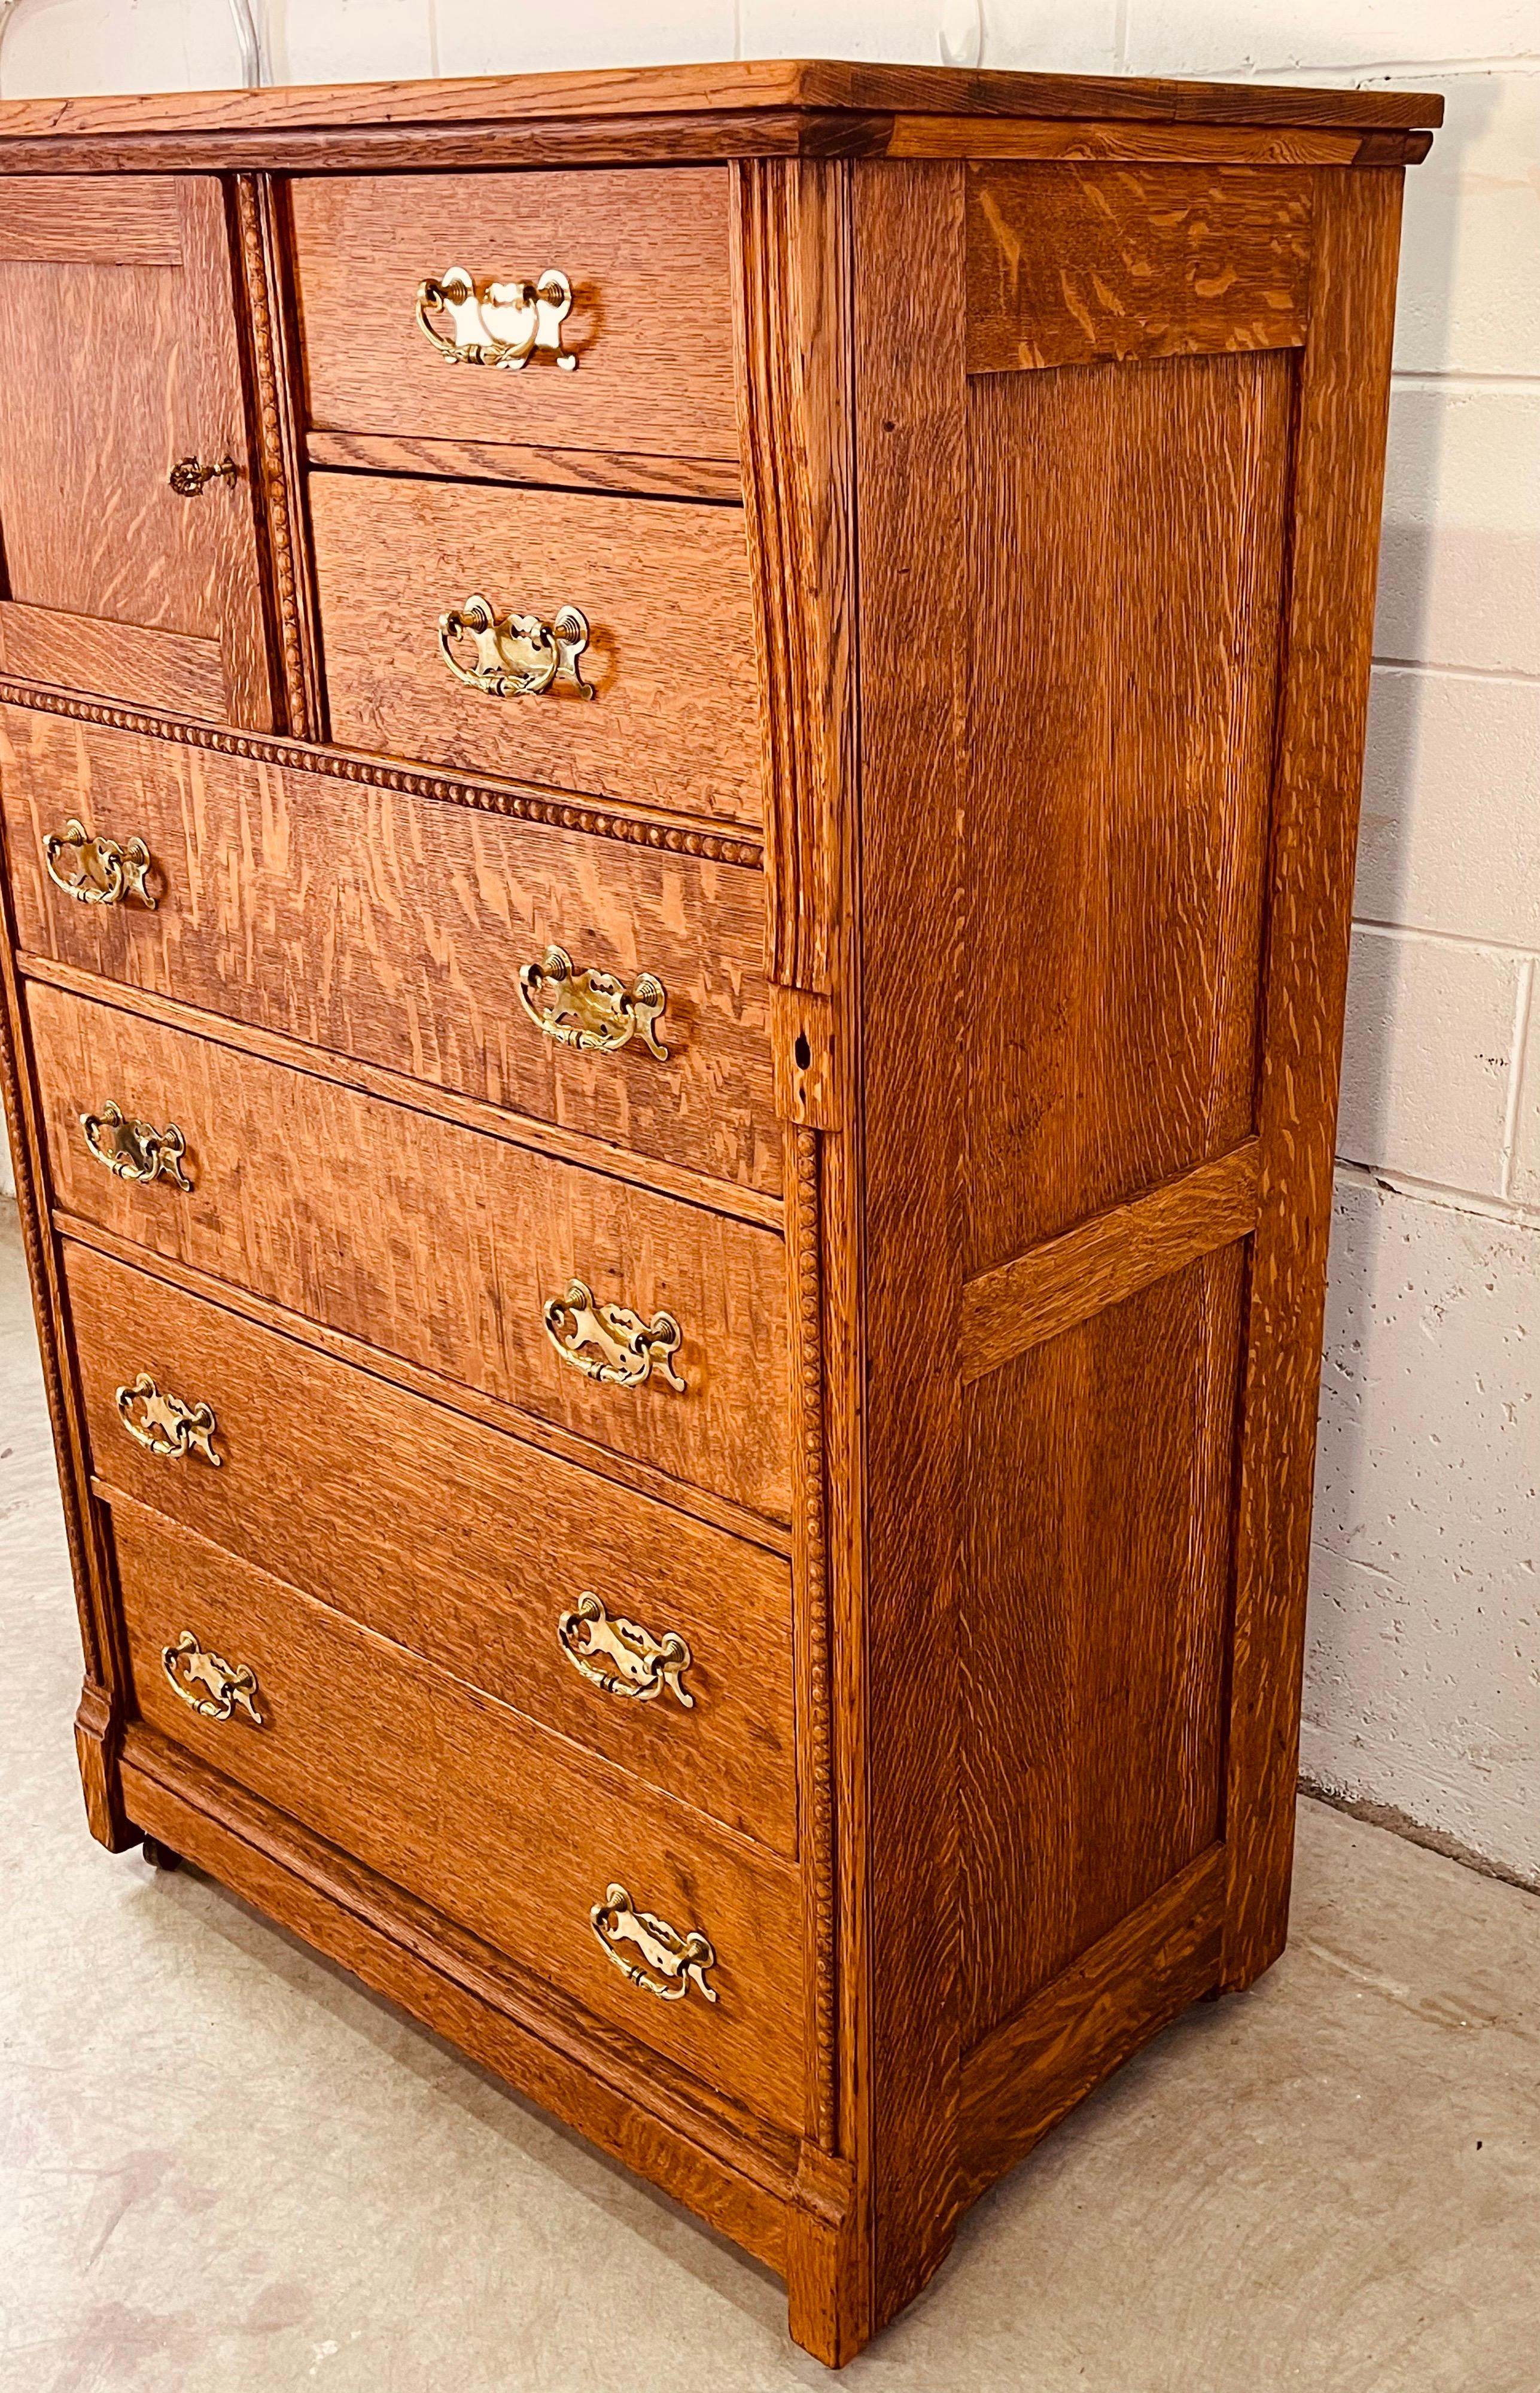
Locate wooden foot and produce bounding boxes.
[74,1680,136,1850]
[786,2151,868,2367]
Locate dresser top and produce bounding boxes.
[0,57,1443,148]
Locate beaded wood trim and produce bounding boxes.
[790,1122,836,2148]
[0,680,765,867]
[233,173,318,739]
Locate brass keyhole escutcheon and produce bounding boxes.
[169,454,238,497]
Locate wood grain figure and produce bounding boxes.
[0,65,1433,2367]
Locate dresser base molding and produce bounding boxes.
[74,1677,136,1852]
[117,1730,862,2353]
[112,1716,1227,2364]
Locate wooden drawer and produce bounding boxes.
[288,169,739,467]
[113,1495,804,2133]
[0,708,780,1201]
[65,1238,795,1854]
[30,980,791,1521]
[309,473,762,824]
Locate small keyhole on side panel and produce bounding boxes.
[795,1031,811,1071]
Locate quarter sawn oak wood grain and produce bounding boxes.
[0,65,1431,2370]
[291,169,740,464]
[66,1238,797,1855]
[309,470,763,824]
[28,980,792,1521]
[114,1497,806,2131]
[1,708,780,1201]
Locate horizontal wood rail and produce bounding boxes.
[961,1138,1262,1384]
[306,428,743,506]
[960,1844,1226,2202]
[0,601,224,721]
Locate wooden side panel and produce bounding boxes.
[0,175,273,727]
[309,471,762,825]
[111,1498,806,2133]
[1222,170,1406,1987]
[964,346,1293,1277]
[850,158,969,2334]
[959,1845,1225,2202]
[63,1238,796,1856]
[967,163,1313,370]
[960,1249,1244,2047]
[961,1140,1259,1383]
[288,169,741,462]
[0,708,781,1201]
[27,980,792,1521]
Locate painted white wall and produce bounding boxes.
[0,1,1535,1879]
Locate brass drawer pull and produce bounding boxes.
[437,596,593,700]
[44,817,156,908]
[590,1884,717,2004]
[116,1372,222,1466]
[519,946,668,1061]
[415,267,577,372]
[558,1593,694,1708]
[162,1629,263,1725]
[81,1101,193,1191]
[169,454,238,497]
[543,1280,684,1393]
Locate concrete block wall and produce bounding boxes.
[0,0,1535,1883]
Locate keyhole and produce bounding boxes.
[794,1030,811,1071]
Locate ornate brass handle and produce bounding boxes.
[558,1593,694,1707]
[81,1101,193,1191]
[590,1884,717,2004]
[162,1628,263,1725]
[169,454,238,497]
[116,1372,222,1466]
[543,1280,684,1392]
[43,817,157,908]
[415,266,577,371]
[518,947,668,1061]
[437,596,593,699]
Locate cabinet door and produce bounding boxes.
[0,175,272,727]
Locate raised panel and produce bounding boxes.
[960,1246,1244,2048]
[964,346,1293,1277]
[0,175,272,725]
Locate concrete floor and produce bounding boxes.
[1,1201,1536,2393]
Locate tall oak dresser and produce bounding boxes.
[0,60,1439,2364]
